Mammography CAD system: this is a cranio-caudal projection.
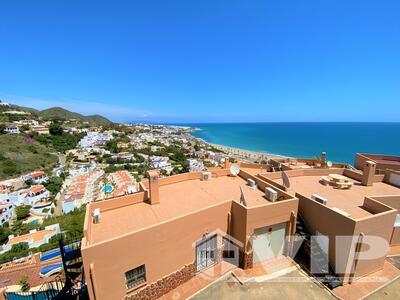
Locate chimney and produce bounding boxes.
[224,157,230,169]
[147,170,160,205]
[321,152,327,167]
[362,160,376,186]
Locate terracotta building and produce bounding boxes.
[81,153,400,300]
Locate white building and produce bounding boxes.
[0,199,14,226]
[62,170,104,213]
[0,224,61,254]
[187,159,205,173]
[14,120,39,126]
[9,185,50,206]
[22,171,48,185]
[78,131,113,149]
[4,126,20,134]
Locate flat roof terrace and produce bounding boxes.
[273,175,400,219]
[241,167,270,176]
[88,175,276,245]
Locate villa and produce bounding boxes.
[0,224,61,254]
[80,153,400,300]
[22,171,49,185]
[9,185,50,206]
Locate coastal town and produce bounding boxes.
[0,101,399,300]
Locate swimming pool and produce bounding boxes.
[40,245,73,263]
[40,263,63,277]
[103,185,113,193]
[40,249,61,262]
[29,219,39,225]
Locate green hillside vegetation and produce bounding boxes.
[0,103,112,126]
[0,206,86,264]
[39,107,111,125]
[0,135,58,180]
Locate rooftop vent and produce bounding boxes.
[311,194,328,205]
[202,172,212,181]
[247,179,256,189]
[92,208,100,224]
[265,187,278,202]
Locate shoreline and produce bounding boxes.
[188,132,288,162]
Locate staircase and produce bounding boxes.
[295,213,342,289]
[5,235,88,300]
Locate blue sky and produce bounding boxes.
[1,0,399,123]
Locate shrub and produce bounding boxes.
[16,205,32,220]
[2,159,17,175]
[19,275,30,292]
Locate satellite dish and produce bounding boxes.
[230,163,240,176]
[282,171,291,189]
[327,161,333,168]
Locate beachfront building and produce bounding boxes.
[81,167,298,299]
[0,224,61,254]
[62,170,104,213]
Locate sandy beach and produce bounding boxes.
[209,143,288,162]
[187,131,287,162]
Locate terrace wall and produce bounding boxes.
[297,193,357,283]
[353,198,397,276]
[298,193,397,282]
[238,170,293,201]
[82,173,299,300]
[366,195,400,246]
[82,201,233,300]
[355,153,400,172]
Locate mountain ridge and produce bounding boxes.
[4,104,113,125]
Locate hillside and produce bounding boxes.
[39,107,112,125]
[0,135,58,180]
[0,103,112,126]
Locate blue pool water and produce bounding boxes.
[40,245,73,263]
[103,185,113,193]
[40,249,61,262]
[188,122,400,164]
[40,263,63,275]
[29,219,39,225]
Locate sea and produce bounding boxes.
[184,122,400,164]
